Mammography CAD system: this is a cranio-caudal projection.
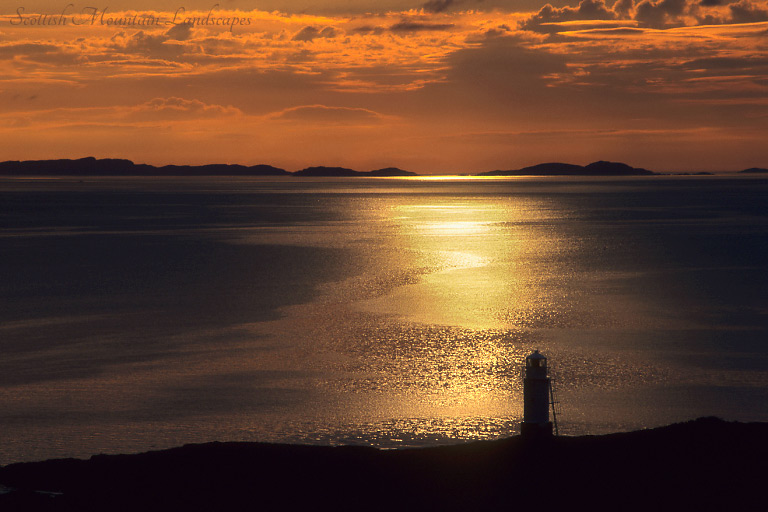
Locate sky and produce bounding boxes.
[1,0,767,173]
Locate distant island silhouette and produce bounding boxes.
[0,158,419,177]
[0,158,289,177]
[477,160,656,176]
[1,158,766,177]
[368,167,418,177]
[0,418,765,511]
[293,166,417,177]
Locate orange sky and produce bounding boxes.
[1,0,767,173]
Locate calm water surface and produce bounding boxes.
[1,176,767,463]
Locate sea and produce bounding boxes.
[1,175,767,464]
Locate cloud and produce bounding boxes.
[0,10,469,92]
[682,55,768,71]
[389,21,455,31]
[0,98,242,130]
[518,0,768,30]
[346,18,458,34]
[131,97,242,120]
[0,42,60,58]
[165,23,195,41]
[292,26,340,41]
[613,0,636,17]
[351,25,386,34]
[421,0,496,12]
[422,0,458,13]
[411,34,573,120]
[0,42,77,65]
[269,104,385,123]
[109,30,188,58]
[521,0,618,32]
[728,0,768,21]
[634,0,689,27]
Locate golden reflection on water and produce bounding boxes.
[357,198,554,329]
[345,196,560,432]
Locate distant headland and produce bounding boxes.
[0,157,766,177]
[477,160,655,176]
[0,158,415,177]
[0,158,289,177]
[293,166,417,177]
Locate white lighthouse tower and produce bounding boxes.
[521,350,554,438]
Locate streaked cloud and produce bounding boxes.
[269,104,386,123]
[0,97,242,128]
[388,21,456,31]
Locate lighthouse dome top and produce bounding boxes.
[525,350,547,369]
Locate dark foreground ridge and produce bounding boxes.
[1,418,766,511]
[478,160,656,176]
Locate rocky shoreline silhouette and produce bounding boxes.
[1,417,765,511]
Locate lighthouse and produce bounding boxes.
[521,350,554,438]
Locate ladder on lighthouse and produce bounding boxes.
[549,377,560,436]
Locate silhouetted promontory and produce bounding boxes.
[368,167,418,177]
[478,160,656,176]
[293,166,417,177]
[0,158,289,176]
[738,167,768,174]
[0,159,419,177]
[293,166,361,176]
[0,417,765,511]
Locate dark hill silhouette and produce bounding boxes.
[10,158,763,177]
[524,162,585,174]
[584,160,653,175]
[293,166,418,177]
[293,166,362,176]
[368,167,417,177]
[0,417,765,511]
[478,161,655,176]
[152,164,288,176]
[0,158,289,176]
